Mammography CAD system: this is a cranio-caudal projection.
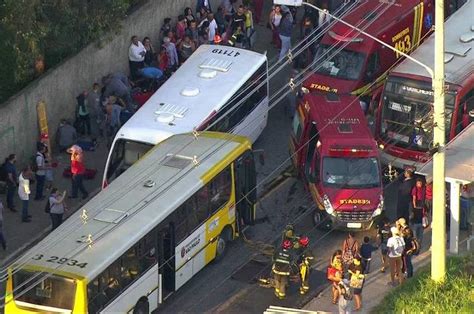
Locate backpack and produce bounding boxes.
[44,197,51,213]
[31,153,41,173]
[342,240,357,265]
[0,163,7,181]
[410,238,420,255]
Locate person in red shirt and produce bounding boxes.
[67,145,88,199]
[411,178,425,245]
[327,250,343,304]
[424,180,433,215]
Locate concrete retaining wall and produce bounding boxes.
[0,0,194,164]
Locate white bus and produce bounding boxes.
[103,45,268,188]
[5,131,258,314]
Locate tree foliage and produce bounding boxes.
[0,0,145,103]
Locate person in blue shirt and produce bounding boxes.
[138,67,163,80]
[360,236,378,274]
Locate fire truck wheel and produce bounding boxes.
[312,210,330,230]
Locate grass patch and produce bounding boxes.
[373,253,474,313]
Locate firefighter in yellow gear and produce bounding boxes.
[282,224,300,245]
[296,236,314,295]
[227,26,245,47]
[272,239,293,299]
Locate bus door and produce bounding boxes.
[235,151,257,228]
[157,223,175,302]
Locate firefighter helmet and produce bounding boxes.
[299,236,310,247]
[284,224,295,238]
[282,239,292,250]
[214,34,222,44]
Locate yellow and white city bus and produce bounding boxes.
[4,131,257,313]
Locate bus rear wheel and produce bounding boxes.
[215,227,232,262]
[133,297,149,314]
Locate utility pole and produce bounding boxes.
[431,0,446,282]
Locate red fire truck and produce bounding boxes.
[290,94,384,230]
[305,0,434,96]
[374,0,474,171]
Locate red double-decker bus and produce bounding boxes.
[305,0,434,96]
[374,0,474,170]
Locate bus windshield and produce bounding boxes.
[106,139,154,182]
[313,44,365,81]
[322,157,381,188]
[13,270,76,311]
[379,80,455,151]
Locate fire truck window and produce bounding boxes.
[314,44,365,80]
[305,124,319,182]
[292,113,303,140]
[366,53,380,81]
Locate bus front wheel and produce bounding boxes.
[133,297,149,314]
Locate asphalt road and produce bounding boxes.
[156,8,404,312]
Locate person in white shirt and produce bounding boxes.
[207,13,218,44]
[318,4,331,28]
[18,166,33,222]
[48,188,67,230]
[163,37,179,70]
[386,226,405,286]
[128,35,146,80]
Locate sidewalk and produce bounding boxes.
[302,226,474,313]
[303,249,432,313]
[0,136,109,266]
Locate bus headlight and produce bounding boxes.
[378,144,385,150]
[372,195,384,218]
[323,194,335,215]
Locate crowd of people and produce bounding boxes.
[326,182,431,313]
[0,0,273,253]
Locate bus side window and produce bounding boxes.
[456,89,474,134]
[104,261,122,300]
[209,166,232,215]
[195,187,210,223]
[175,202,193,242]
[107,140,125,180]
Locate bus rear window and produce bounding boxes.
[13,270,76,311]
[107,140,154,181]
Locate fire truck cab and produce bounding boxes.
[290,93,384,230]
[306,0,434,96]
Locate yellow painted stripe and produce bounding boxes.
[417,2,424,48]
[412,3,419,49]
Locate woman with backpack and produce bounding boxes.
[386,226,405,286]
[342,232,360,269]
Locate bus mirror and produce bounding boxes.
[253,149,265,166]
